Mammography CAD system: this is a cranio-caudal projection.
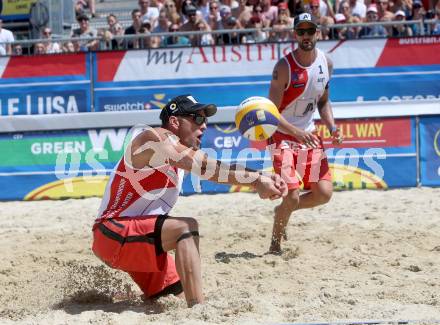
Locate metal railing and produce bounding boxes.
[2,18,438,55]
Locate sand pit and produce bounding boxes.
[0,188,439,324]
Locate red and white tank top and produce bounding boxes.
[97,135,183,221]
[278,49,329,132]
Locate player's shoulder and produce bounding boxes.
[274,55,289,71]
[317,49,333,70]
[131,126,180,149]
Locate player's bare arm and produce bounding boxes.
[269,59,319,148]
[129,127,287,200]
[318,57,343,144]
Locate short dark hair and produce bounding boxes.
[76,13,89,21]
[161,118,169,127]
[131,9,141,16]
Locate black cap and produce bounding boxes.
[76,13,90,21]
[160,95,217,122]
[294,12,318,29]
[185,4,197,15]
[226,16,237,26]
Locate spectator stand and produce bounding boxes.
[0,18,438,55]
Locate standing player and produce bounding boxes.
[268,13,343,254]
[92,95,287,307]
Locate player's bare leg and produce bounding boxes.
[270,189,300,254]
[161,217,203,307]
[297,180,333,209]
[270,181,332,253]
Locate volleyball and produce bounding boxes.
[235,96,280,141]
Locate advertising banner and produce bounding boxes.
[196,117,417,194]
[0,128,126,200]
[0,116,416,200]
[320,37,440,102]
[0,54,91,116]
[92,44,285,111]
[0,0,37,21]
[420,116,440,186]
[93,37,440,111]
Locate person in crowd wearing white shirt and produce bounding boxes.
[308,0,335,40]
[42,27,61,53]
[0,19,14,56]
[348,0,366,19]
[139,0,160,28]
[261,0,278,26]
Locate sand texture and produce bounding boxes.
[0,188,440,324]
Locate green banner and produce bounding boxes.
[0,129,131,167]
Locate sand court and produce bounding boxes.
[0,188,440,324]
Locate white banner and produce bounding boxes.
[113,43,295,81]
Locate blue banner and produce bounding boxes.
[0,117,418,200]
[420,116,440,186]
[0,53,92,116]
[0,88,90,115]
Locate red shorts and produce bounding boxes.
[270,131,331,190]
[92,215,182,298]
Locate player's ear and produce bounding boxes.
[168,116,180,130]
[316,28,322,39]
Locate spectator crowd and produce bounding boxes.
[1,0,440,54]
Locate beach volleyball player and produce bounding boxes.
[92,95,287,307]
[268,13,343,254]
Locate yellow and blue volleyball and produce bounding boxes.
[235,96,280,141]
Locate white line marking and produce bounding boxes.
[333,70,440,78]
[0,80,90,88]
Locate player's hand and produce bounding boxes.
[296,130,320,148]
[254,174,286,200]
[269,174,288,200]
[331,127,343,145]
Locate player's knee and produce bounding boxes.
[317,188,332,204]
[176,218,199,244]
[182,217,199,232]
[284,192,300,212]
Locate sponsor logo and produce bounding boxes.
[315,118,411,148]
[187,96,197,104]
[331,163,387,190]
[103,102,147,111]
[145,44,278,74]
[256,110,266,122]
[376,95,440,102]
[1,94,81,116]
[245,114,255,126]
[31,141,86,155]
[298,13,312,21]
[100,93,167,112]
[291,72,299,82]
[434,129,440,157]
[212,124,242,148]
[214,124,237,134]
[398,37,440,45]
[169,103,177,111]
[214,136,242,148]
[24,176,109,200]
[229,163,388,193]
